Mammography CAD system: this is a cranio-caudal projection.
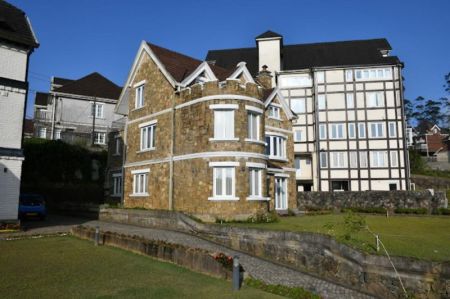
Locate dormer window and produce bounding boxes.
[268,105,281,119]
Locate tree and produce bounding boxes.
[403,98,415,126]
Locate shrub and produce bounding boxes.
[216,211,279,224]
[342,211,366,240]
[245,278,320,299]
[342,207,387,214]
[304,206,333,215]
[436,208,450,215]
[394,208,428,215]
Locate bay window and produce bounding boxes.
[265,134,286,160]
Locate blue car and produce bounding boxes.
[19,194,47,220]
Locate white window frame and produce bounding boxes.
[55,128,62,140]
[369,122,385,138]
[114,136,121,155]
[247,111,260,141]
[330,123,345,139]
[366,92,384,108]
[131,169,149,196]
[320,152,328,168]
[346,93,354,109]
[112,173,122,197]
[349,151,358,168]
[330,152,347,168]
[39,127,47,139]
[294,129,302,142]
[248,168,263,199]
[279,75,312,88]
[135,84,145,109]
[265,134,287,160]
[318,94,326,110]
[348,123,356,139]
[358,123,366,138]
[359,151,368,168]
[390,151,398,167]
[319,124,327,140]
[370,151,387,168]
[355,68,392,81]
[140,122,156,151]
[291,98,306,114]
[209,162,238,200]
[210,104,238,141]
[94,132,106,145]
[91,102,104,118]
[268,105,281,120]
[316,71,324,83]
[389,122,397,138]
[345,70,353,81]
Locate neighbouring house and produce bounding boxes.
[33,73,123,148]
[113,41,297,221]
[0,0,39,221]
[207,31,410,191]
[23,118,34,138]
[414,121,450,168]
[105,125,125,201]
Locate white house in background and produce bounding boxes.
[34,73,122,147]
[207,30,410,191]
[0,0,39,221]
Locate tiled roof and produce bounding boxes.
[146,42,232,82]
[0,0,38,48]
[34,92,49,106]
[54,72,122,100]
[52,77,74,87]
[206,38,400,76]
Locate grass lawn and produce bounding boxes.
[0,236,281,299]
[224,214,450,262]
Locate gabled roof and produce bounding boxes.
[34,92,49,106]
[263,87,296,120]
[52,77,74,87]
[256,30,283,40]
[206,38,400,76]
[0,0,39,48]
[54,72,121,100]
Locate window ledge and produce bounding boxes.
[244,138,265,145]
[209,138,239,142]
[208,196,239,201]
[246,196,270,201]
[130,193,149,197]
[137,148,156,153]
[268,116,281,121]
[268,156,288,162]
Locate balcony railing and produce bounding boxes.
[34,110,51,121]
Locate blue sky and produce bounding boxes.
[10,0,450,118]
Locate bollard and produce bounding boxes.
[95,226,100,246]
[232,255,240,291]
[376,235,380,252]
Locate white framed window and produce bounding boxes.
[345,70,353,81]
[55,128,62,140]
[346,93,354,109]
[359,151,368,168]
[370,151,387,168]
[91,103,104,118]
[349,151,358,168]
[94,132,106,145]
[316,71,324,83]
[247,112,260,141]
[330,123,345,139]
[38,127,47,139]
[132,169,149,195]
[389,122,397,138]
[114,136,121,155]
[318,94,326,110]
[291,98,306,113]
[367,92,384,107]
[294,129,302,142]
[370,122,385,138]
[265,135,286,159]
[135,84,145,109]
[355,68,392,81]
[112,173,122,197]
[390,151,398,167]
[140,124,156,150]
[268,105,281,119]
[279,75,312,87]
[214,110,235,139]
[248,168,262,197]
[331,152,347,168]
[210,165,237,200]
[348,123,356,139]
[319,124,327,140]
[320,152,328,168]
[358,123,366,138]
[294,156,301,171]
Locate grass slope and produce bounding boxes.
[225,215,450,261]
[0,236,281,299]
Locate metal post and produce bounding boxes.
[232,255,240,291]
[376,235,380,252]
[95,226,100,246]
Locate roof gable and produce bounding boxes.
[264,87,295,120]
[256,30,283,40]
[227,62,255,84]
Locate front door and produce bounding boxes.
[275,177,287,210]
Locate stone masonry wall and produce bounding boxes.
[297,190,448,212]
[100,208,450,299]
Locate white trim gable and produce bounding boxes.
[264,87,296,120]
[227,62,255,84]
[180,61,217,87]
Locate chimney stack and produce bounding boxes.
[256,65,273,89]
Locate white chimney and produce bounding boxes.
[256,31,283,81]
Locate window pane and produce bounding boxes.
[318,95,326,110]
[320,152,327,168]
[346,94,354,109]
[349,123,355,138]
[215,168,223,196]
[291,98,305,113]
[295,157,301,169]
[225,168,233,196]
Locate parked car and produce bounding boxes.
[19,194,47,220]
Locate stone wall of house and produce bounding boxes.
[99,208,450,299]
[296,190,448,212]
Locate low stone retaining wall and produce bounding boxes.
[412,175,450,190]
[71,225,232,280]
[297,190,448,213]
[100,208,450,299]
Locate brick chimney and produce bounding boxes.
[256,65,273,89]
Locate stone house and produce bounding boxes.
[114,41,297,221]
[33,73,122,147]
[207,31,410,191]
[0,0,39,221]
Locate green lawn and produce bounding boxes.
[0,236,281,299]
[224,214,450,261]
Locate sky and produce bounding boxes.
[9,0,450,118]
